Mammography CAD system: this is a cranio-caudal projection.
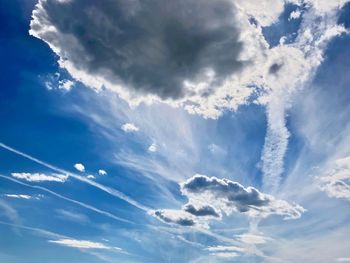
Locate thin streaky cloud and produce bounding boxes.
[0,142,150,211]
[0,174,134,224]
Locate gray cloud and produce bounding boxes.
[183,204,220,218]
[153,210,195,226]
[152,174,305,227]
[182,175,270,210]
[31,0,244,100]
[268,62,284,74]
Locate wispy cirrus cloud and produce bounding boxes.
[317,156,350,200]
[49,238,110,249]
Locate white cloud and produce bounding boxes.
[210,252,239,258]
[58,79,74,91]
[237,233,269,245]
[74,163,85,172]
[289,10,302,20]
[87,175,95,179]
[11,172,68,183]
[148,143,157,153]
[49,239,110,249]
[5,194,32,200]
[121,123,139,133]
[98,169,107,176]
[206,245,246,253]
[317,157,350,199]
[235,0,284,27]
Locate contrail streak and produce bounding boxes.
[0,142,150,211]
[0,175,133,224]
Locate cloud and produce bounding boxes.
[236,233,269,245]
[30,0,245,101]
[317,156,350,199]
[98,169,107,176]
[49,238,110,249]
[0,199,20,224]
[58,79,74,91]
[152,174,305,227]
[206,245,245,258]
[56,209,90,223]
[11,172,68,183]
[206,245,245,253]
[121,123,139,133]
[4,194,32,200]
[209,252,239,258]
[152,210,195,227]
[183,204,220,218]
[74,163,85,172]
[289,10,302,20]
[148,143,157,153]
[87,175,95,179]
[0,142,150,212]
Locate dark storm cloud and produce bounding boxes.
[31,0,244,99]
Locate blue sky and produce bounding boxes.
[1,0,350,262]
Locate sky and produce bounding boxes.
[1,0,350,262]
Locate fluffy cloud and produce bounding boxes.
[121,123,139,133]
[11,172,68,183]
[49,238,110,249]
[30,0,246,104]
[74,163,85,172]
[98,169,107,176]
[152,175,305,227]
[317,157,350,199]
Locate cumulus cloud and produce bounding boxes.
[121,123,139,133]
[30,0,246,104]
[317,157,350,199]
[11,172,68,183]
[98,169,107,176]
[49,238,110,249]
[152,174,305,227]
[74,163,85,172]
